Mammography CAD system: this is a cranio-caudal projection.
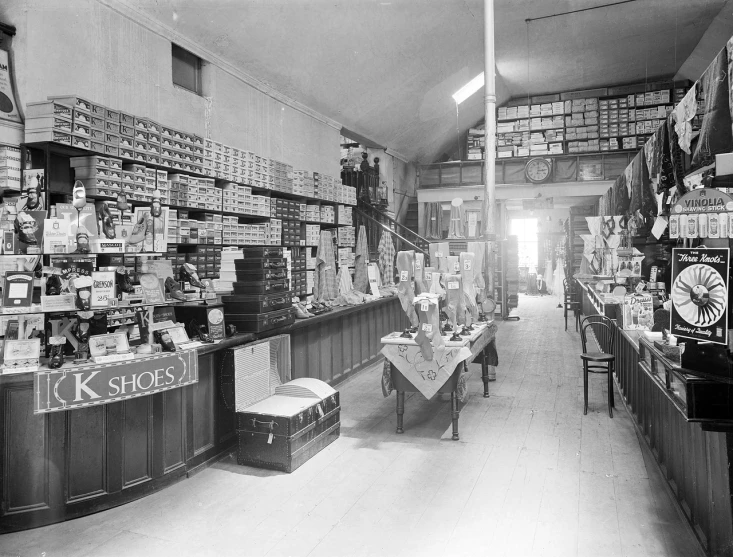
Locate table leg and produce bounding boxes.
[396,391,405,434]
[481,350,490,398]
[451,391,460,441]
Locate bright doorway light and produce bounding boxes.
[452,72,485,105]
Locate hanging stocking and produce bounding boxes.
[414,253,426,294]
[444,273,462,330]
[396,251,418,327]
[460,252,478,324]
[433,242,450,273]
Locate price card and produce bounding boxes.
[415,259,422,269]
[435,251,443,258]
[453,262,460,272]
[420,301,429,312]
[464,259,472,271]
[421,323,432,333]
[448,281,459,290]
[400,271,409,282]
[425,272,432,281]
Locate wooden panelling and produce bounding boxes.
[3,385,49,514]
[65,405,107,503]
[164,387,186,471]
[192,357,215,457]
[122,396,153,489]
[616,329,733,557]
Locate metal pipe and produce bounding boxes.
[483,0,497,295]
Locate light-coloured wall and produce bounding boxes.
[0,0,341,176]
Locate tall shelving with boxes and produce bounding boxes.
[470,80,692,161]
[22,94,358,333]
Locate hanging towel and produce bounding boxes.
[314,230,338,302]
[377,231,396,286]
[353,225,369,293]
[674,84,698,155]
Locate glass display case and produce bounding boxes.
[638,337,733,427]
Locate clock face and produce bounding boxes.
[208,308,224,325]
[525,158,551,183]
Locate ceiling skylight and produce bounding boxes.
[452,72,485,105]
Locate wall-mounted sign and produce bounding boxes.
[33,349,198,414]
[0,48,22,123]
[673,188,733,215]
[670,248,729,345]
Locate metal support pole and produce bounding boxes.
[483,0,497,296]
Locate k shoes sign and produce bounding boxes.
[33,350,198,414]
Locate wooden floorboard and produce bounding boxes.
[0,294,703,557]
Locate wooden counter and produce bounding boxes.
[0,296,406,533]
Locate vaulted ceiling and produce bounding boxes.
[126,0,728,163]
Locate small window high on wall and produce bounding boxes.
[172,44,202,95]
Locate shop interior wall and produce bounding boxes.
[0,0,341,177]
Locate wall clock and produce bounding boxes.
[525,158,552,184]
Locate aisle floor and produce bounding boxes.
[0,295,703,557]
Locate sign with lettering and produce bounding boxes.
[673,188,733,215]
[670,248,729,345]
[0,48,22,124]
[33,349,198,413]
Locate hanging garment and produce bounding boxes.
[674,83,698,155]
[543,260,554,295]
[424,202,444,240]
[693,49,733,169]
[414,252,427,294]
[467,241,486,302]
[667,114,688,197]
[729,37,733,143]
[396,250,418,327]
[447,201,466,239]
[644,128,660,183]
[657,124,676,193]
[554,257,566,307]
[353,225,369,293]
[314,230,338,302]
[614,174,630,215]
[443,273,463,330]
[460,252,478,324]
[337,265,353,296]
[377,231,396,286]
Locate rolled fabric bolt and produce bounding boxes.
[414,253,426,294]
[460,252,479,323]
[443,273,462,331]
[396,251,418,327]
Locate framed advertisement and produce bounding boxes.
[670,248,730,345]
[0,47,22,124]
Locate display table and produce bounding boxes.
[0,296,407,533]
[381,322,498,440]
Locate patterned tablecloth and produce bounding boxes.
[381,322,498,401]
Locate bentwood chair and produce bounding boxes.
[563,278,581,331]
[579,315,616,418]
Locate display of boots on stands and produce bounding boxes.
[179,263,205,289]
[165,277,186,301]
